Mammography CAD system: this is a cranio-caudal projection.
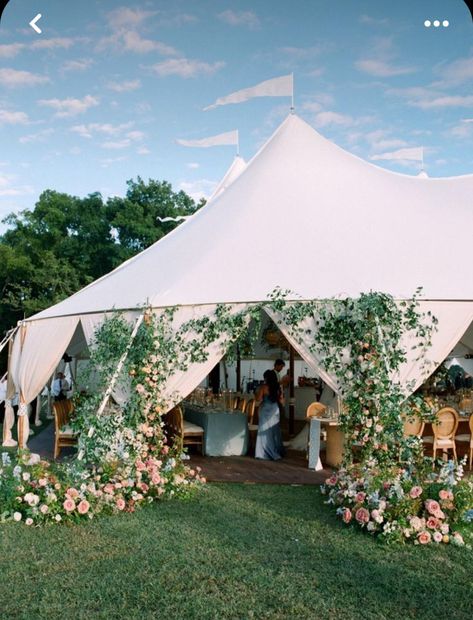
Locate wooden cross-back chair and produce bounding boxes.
[306,402,327,419]
[53,399,77,459]
[402,412,425,438]
[163,405,204,455]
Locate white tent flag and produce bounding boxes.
[371,147,424,163]
[204,74,293,111]
[176,130,239,148]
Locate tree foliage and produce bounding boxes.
[0,178,204,338]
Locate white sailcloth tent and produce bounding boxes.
[7,114,473,447]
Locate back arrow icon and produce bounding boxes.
[29,13,42,34]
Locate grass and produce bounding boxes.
[0,484,472,620]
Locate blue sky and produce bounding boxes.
[0,0,472,230]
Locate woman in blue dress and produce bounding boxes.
[255,369,285,460]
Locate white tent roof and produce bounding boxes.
[207,154,246,201]
[31,114,473,321]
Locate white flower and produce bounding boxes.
[55,514,62,522]
[47,493,57,503]
[22,472,31,481]
[13,465,22,478]
[13,512,22,522]
[25,518,33,526]
[40,504,49,515]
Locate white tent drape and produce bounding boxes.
[265,307,340,393]
[10,316,80,406]
[267,301,473,400]
[157,304,251,411]
[397,301,473,395]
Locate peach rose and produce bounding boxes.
[342,508,352,524]
[426,517,440,530]
[417,531,431,545]
[355,507,370,524]
[326,475,338,486]
[66,488,79,500]
[355,492,366,503]
[77,500,90,515]
[409,486,423,499]
[116,498,126,511]
[425,499,440,515]
[63,498,76,512]
[439,489,453,501]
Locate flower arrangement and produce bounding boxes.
[322,458,473,546]
[0,448,205,525]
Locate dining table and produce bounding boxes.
[184,403,249,457]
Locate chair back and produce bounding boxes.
[245,398,256,424]
[402,413,425,438]
[469,414,473,435]
[433,407,459,440]
[53,399,73,430]
[163,406,184,445]
[306,402,327,418]
[459,397,473,413]
[233,394,242,410]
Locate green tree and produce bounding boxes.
[0,178,204,338]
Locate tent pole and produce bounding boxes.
[236,345,241,392]
[289,344,295,436]
[2,334,17,447]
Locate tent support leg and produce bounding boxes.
[289,345,295,436]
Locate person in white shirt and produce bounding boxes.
[52,372,70,401]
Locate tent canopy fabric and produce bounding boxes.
[29,114,473,322]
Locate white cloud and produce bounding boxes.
[107,7,156,29]
[179,179,216,202]
[359,15,389,26]
[0,109,29,125]
[435,56,473,85]
[19,129,54,144]
[31,37,75,51]
[313,111,354,127]
[355,58,416,77]
[71,122,134,138]
[0,173,34,197]
[417,95,473,109]
[137,146,151,155]
[371,146,423,165]
[61,58,94,72]
[151,58,225,78]
[0,43,25,58]
[99,156,126,168]
[101,130,145,149]
[187,162,200,169]
[39,95,99,117]
[122,31,177,55]
[0,68,49,87]
[107,79,141,92]
[218,10,260,29]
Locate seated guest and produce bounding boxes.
[52,372,70,401]
[255,370,285,460]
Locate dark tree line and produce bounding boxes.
[0,177,204,337]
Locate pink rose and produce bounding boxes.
[326,475,337,486]
[426,517,440,530]
[433,531,443,543]
[138,482,149,493]
[66,487,79,500]
[116,498,126,511]
[342,508,352,524]
[440,523,449,535]
[77,500,90,515]
[63,498,76,512]
[162,446,169,455]
[439,489,453,501]
[409,486,423,499]
[418,531,431,545]
[135,460,146,472]
[425,499,440,515]
[409,516,423,531]
[38,478,48,487]
[151,474,161,485]
[355,507,370,524]
[355,492,366,503]
[103,484,115,495]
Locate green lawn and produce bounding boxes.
[0,483,471,620]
